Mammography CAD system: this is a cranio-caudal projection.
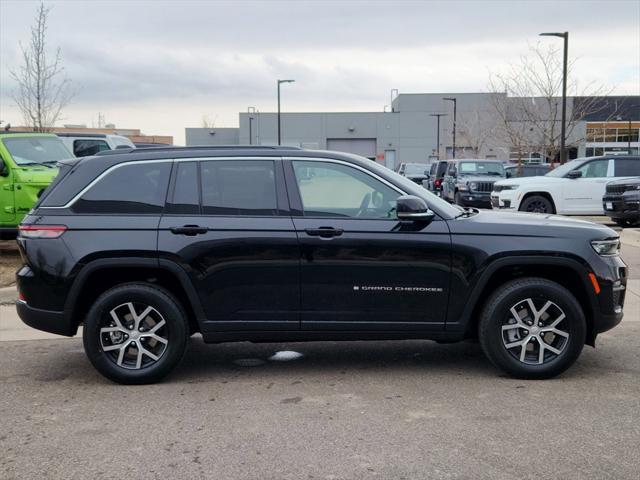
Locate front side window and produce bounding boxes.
[73,163,171,214]
[292,161,400,218]
[73,139,110,157]
[200,160,277,216]
[575,159,609,178]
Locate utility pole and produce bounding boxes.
[277,79,295,145]
[540,31,568,163]
[443,97,457,158]
[429,113,447,159]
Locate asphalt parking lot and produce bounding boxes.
[1,242,639,479]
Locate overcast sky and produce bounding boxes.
[1,0,639,145]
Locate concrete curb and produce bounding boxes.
[0,285,17,304]
[621,229,640,248]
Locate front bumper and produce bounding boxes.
[16,300,76,337]
[602,192,640,221]
[491,190,518,210]
[457,191,492,208]
[590,253,627,338]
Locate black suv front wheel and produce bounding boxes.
[479,278,586,379]
[83,283,189,384]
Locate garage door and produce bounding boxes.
[326,139,377,159]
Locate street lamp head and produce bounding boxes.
[539,32,567,38]
[278,79,295,84]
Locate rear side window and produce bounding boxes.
[73,163,171,214]
[200,160,277,216]
[73,139,110,157]
[614,159,640,177]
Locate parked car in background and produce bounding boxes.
[427,160,448,195]
[397,162,430,185]
[442,159,505,207]
[16,146,626,383]
[504,163,551,178]
[57,133,135,157]
[602,177,640,227]
[492,155,640,214]
[0,133,71,238]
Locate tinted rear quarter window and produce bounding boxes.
[200,160,277,216]
[73,163,171,214]
[615,158,640,177]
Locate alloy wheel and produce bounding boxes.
[501,298,569,365]
[99,302,169,369]
[525,200,549,213]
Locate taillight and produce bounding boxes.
[435,179,442,188]
[18,225,67,239]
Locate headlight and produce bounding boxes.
[458,183,468,191]
[470,182,478,190]
[496,185,518,192]
[591,239,620,256]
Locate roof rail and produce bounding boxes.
[56,133,108,138]
[95,145,303,156]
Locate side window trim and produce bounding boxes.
[283,157,407,219]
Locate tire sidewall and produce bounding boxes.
[83,284,188,384]
[480,280,586,379]
[521,195,553,213]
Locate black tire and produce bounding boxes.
[519,195,554,214]
[83,283,189,384]
[454,191,465,206]
[614,218,639,228]
[478,277,586,379]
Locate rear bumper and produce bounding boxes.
[0,227,18,240]
[16,300,76,337]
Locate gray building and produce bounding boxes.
[186,92,640,169]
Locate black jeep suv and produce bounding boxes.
[442,159,506,207]
[16,147,627,384]
[603,177,640,227]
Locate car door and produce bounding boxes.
[157,157,300,333]
[562,158,612,214]
[0,153,15,226]
[284,157,451,331]
[442,162,456,201]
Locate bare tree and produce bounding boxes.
[489,43,612,163]
[10,2,76,132]
[201,114,218,129]
[456,107,500,158]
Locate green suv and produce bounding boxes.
[0,133,71,238]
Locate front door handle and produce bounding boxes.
[304,227,344,238]
[170,225,208,236]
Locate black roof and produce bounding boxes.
[95,144,302,157]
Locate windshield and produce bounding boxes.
[404,164,428,175]
[3,136,72,166]
[545,158,587,177]
[459,161,505,176]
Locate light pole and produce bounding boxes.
[429,113,447,159]
[540,31,568,163]
[277,79,295,145]
[443,97,457,158]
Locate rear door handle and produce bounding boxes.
[304,227,344,238]
[170,225,208,236]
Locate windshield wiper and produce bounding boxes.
[19,161,54,168]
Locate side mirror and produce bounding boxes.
[396,195,435,223]
[505,171,512,178]
[567,170,583,179]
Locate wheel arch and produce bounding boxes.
[64,257,205,334]
[456,256,598,346]
[519,191,558,213]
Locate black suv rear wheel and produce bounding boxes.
[478,278,586,379]
[83,283,189,384]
